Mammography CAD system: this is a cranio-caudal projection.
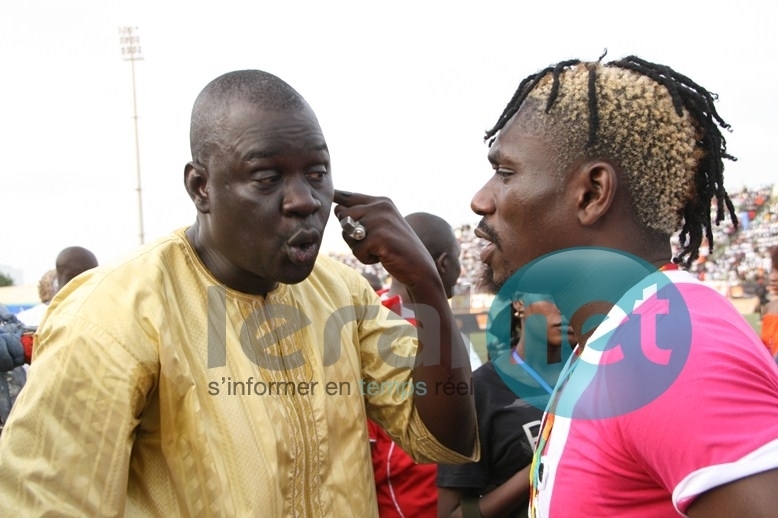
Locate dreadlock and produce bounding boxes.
[485,56,738,268]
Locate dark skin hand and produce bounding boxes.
[438,465,531,518]
[333,189,476,457]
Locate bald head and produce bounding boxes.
[404,212,461,298]
[190,70,310,164]
[405,212,457,259]
[56,246,98,290]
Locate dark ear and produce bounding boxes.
[434,252,449,278]
[573,160,618,227]
[184,161,210,213]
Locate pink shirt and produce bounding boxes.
[531,270,778,517]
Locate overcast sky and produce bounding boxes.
[1,0,776,284]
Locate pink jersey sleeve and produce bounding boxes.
[620,282,778,515]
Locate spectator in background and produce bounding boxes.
[16,247,97,329]
[761,246,778,359]
[14,270,57,328]
[438,294,575,518]
[331,251,390,287]
[369,212,479,518]
[381,212,482,370]
[0,305,28,433]
[755,273,769,317]
[55,246,98,293]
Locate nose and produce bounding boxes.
[471,182,494,216]
[282,175,322,216]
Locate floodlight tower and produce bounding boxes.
[119,26,145,245]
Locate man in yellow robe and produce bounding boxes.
[0,70,477,517]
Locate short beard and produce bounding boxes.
[476,263,500,294]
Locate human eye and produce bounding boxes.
[252,170,281,186]
[306,166,329,181]
[495,167,514,181]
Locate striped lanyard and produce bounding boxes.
[528,350,578,516]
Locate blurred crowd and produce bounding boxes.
[680,185,778,282]
[330,184,778,295]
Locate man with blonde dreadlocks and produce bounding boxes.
[471,55,778,517]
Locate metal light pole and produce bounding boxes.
[119,26,145,245]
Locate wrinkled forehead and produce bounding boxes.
[226,101,325,145]
[193,96,323,162]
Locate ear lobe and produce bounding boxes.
[184,161,210,213]
[575,161,617,227]
[435,252,448,277]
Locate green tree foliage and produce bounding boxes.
[0,272,14,287]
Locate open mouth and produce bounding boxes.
[287,241,318,265]
[287,228,321,265]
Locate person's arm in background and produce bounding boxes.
[438,487,469,518]
[334,189,476,456]
[438,466,531,518]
